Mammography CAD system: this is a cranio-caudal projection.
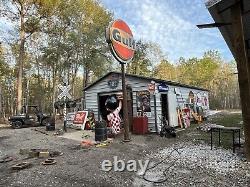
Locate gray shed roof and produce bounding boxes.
[206,0,250,59]
[84,72,209,91]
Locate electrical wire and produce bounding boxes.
[142,145,184,184]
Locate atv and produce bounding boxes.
[8,105,51,129]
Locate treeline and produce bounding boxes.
[126,47,240,110]
[0,0,240,118]
[0,0,113,116]
[152,51,240,109]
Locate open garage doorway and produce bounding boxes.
[98,93,123,121]
[98,90,133,129]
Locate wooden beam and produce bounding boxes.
[231,2,250,161]
[196,22,231,29]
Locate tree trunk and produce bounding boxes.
[36,59,42,110]
[10,85,14,115]
[52,68,57,115]
[0,84,2,118]
[17,5,25,114]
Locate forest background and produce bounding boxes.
[0,0,239,117]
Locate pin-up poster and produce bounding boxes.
[136,90,151,116]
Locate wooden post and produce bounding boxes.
[121,63,130,141]
[153,94,158,133]
[231,2,250,160]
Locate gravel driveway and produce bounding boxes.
[0,124,249,187]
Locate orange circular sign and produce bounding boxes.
[106,19,135,63]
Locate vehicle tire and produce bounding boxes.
[41,118,49,126]
[13,121,22,129]
[160,131,164,137]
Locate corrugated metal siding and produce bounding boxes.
[85,73,209,132]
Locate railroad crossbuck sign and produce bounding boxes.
[58,84,72,100]
[106,19,135,63]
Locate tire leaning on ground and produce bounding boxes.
[160,131,164,137]
[13,121,22,129]
[41,118,49,126]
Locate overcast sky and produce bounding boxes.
[100,0,233,62]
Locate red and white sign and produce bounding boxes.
[148,83,155,94]
[73,111,88,130]
[106,19,135,63]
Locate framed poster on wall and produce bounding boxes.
[136,90,151,116]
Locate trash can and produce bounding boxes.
[46,116,55,131]
[95,121,107,141]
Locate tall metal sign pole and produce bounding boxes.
[106,19,136,141]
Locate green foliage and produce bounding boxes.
[153,50,239,109]
[0,0,241,115]
[127,40,153,76]
[153,59,176,80]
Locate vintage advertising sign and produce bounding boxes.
[107,74,120,89]
[158,83,169,92]
[148,83,155,92]
[106,19,135,63]
[136,90,151,117]
[66,112,76,126]
[73,111,88,130]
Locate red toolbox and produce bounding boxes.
[132,116,148,134]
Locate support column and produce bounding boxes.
[121,63,130,141]
[231,2,250,160]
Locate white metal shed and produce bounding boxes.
[84,72,209,133]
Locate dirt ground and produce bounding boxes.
[0,111,250,187]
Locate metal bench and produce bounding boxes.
[210,126,241,153]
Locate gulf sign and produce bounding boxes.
[106,19,135,63]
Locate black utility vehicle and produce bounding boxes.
[8,105,50,129]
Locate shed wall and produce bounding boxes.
[85,73,209,132]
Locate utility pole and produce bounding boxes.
[121,63,130,141]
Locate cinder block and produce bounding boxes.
[29,151,39,158]
[39,152,50,158]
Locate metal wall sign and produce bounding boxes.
[107,74,120,89]
[158,83,169,92]
[148,83,155,94]
[106,19,136,64]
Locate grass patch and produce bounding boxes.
[208,112,242,127]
